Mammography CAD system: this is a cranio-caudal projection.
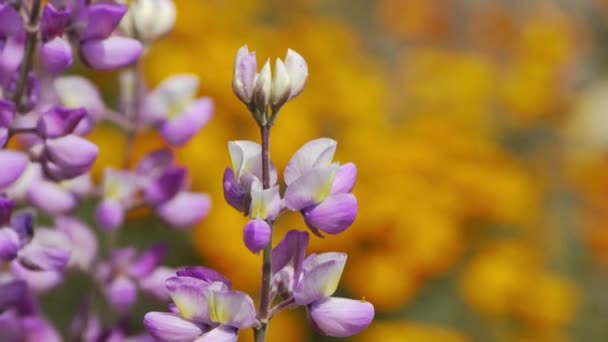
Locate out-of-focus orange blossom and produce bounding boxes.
[86,0,606,340]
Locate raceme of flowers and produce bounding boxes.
[0,0,373,341]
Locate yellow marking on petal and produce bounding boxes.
[167,98,191,120]
[173,297,195,320]
[323,273,342,297]
[208,299,229,325]
[105,180,122,200]
[314,177,334,203]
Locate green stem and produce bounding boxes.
[12,0,41,111]
[254,124,272,342]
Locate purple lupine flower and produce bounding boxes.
[0,3,23,53]
[223,141,278,214]
[141,74,213,146]
[283,138,358,236]
[270,230,309,298]
[40,36,73,73]
[156,191,211,229]
[40,134,98,181]
[55,216,98,271]
[78,2,143,70]
[36,106,87,139]
[144,268,255,342]
[96,245,167,314]
[0,280,27,312]
[243,218,271,254]
[17,228,71,271]
[53,76,106,133]
[0,294,62,341]
[0,36,24,86]
[25,167,92,215]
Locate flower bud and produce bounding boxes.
[40,37,73,73]
[129,0,176,43]
[95,199,124,231]
[42,135,98,181]
[270,58,291,111]
[283,49,308,101]
[37,106,86,139]
[243,218,271,254]
[252,59,271,114]
[232,45,257,105]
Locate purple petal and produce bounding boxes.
[105,276,137,314]
[293,253,347,305]
[330,163,357,194]
[0,196,15,224]
[284,166,338,211]
[302,193,357,235]
[0,227,20,261]
[308,297,374,337]
[243,218,271,254]
[157,192,211,229]
[270,230,309,295]
[176,266,232,288]
[54,76,105,121]
[18,228,71,271]
[95,199,124,231]
[222,168,247,213]
[10,212,33,245]
[40,37,73,73]
[27,180,77,214]
[0,4,23,37]
[145,167,187,206]
[21,316,62,342]
[55,216,98,270]
[166,276,215,322]
[0,280,27,311]
[160,97,213,147]
[128,244,167,278]
[0,37,24,86]
[206,287,256,328]
[37,105,86,139]
[43,134,98,180]
[144,312,205,342]
[80,2,127,41]
[80,37,142,71]
[139,266,175,301]
[10,261,63,293]
[0,98,16,126]
[284,138,336,186]
[0,150,27,189]
[195,325,237,342]
[40,3,71,41]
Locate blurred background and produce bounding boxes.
[75,0,608,340]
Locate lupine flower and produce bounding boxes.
[40,134,98,181]
[270,230,374,337]
[0,294,62,341]
[77,2,143,70]
[223,141,278,214]
[39,3,73,73]
[53,76,106,133]
[96,169,138,230]
[96,245,168,314]
[232,45,308,113]
[25,166,92,215]
[55,216,98,271]
[284,138,358,236]
[121,0,177,43]
[36,106,87,139]
[144,267,256,342]
[141,74,213,146]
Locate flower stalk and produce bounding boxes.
[12,0,41,111]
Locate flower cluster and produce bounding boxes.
[144,45,374,341]
[1,0,213,339]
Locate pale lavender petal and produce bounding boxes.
[0,280,26,311]
[27,180,77,214]
[284,166,338,211]
[157,192,211,229]
[141,74,199,124]
[54,76,105,121]
[293,254,347,305]
[308,297,374,337]
[55,216,98,270]
[0,37,24,86]
[139,266,175,301]
[10,261,63,293]
[80,2,127,41]
[95,199,124,231]
[166,276,213,322]
[40,37,73,73]
[228,140,277,187]
[0,150,27,189]
[37,106,86,139]
[207,287,256,328]
[145,167,186,206]
[243,218,270,254]
[10,212,33,245]
[176,266,231,287]
[232,49,257,104]
[302,193,357,235]
[0,227,20,261]
[195,325,237,342]
[128,244,167,278]
[80,37,142,71]
[330,163,357,194]
[160,97,213,147]
[136,149,174,176]
[43,134,98,180]
[106,276,137,314]
[283,49,308,100]
[144,312,205,342]
[222,168,247,213]
[18,228,71,271]
[249,184,280,221]
[22,316,62,342]
[284,138,337,186]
